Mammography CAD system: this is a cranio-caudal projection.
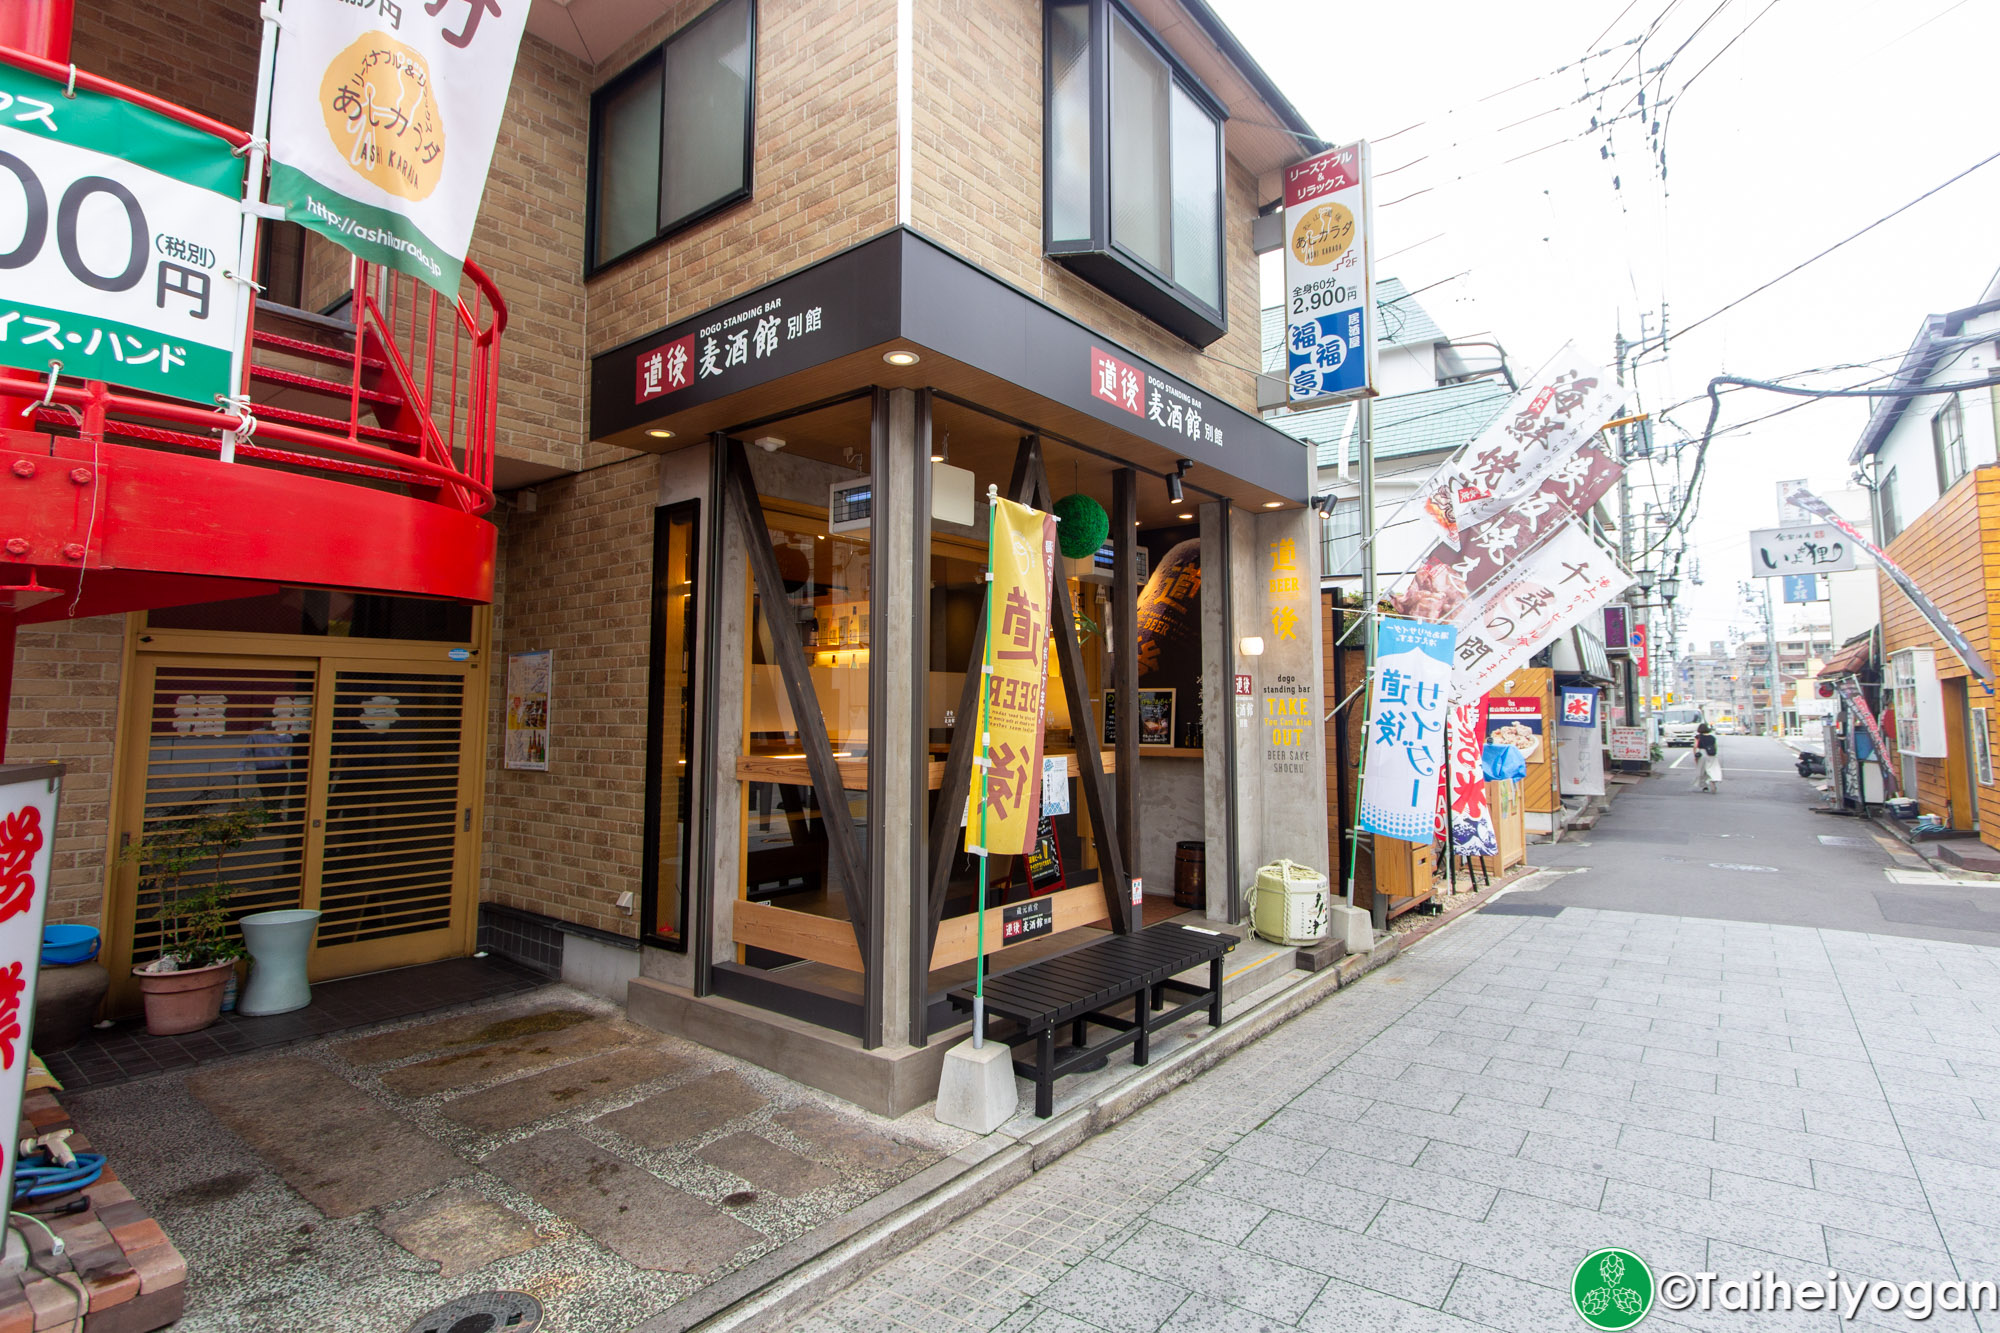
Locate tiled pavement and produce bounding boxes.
[798,906,2000,1333]
[44,953,547,1090]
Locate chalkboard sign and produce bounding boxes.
[1002,895,1054,945]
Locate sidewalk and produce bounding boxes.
[796,902,2000,1333]
[61,916,1418,1331]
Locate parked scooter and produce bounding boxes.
[1795,750,1828,778]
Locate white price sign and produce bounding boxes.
[1282,141,1374,405]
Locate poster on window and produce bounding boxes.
[266,0,531,297]
[1358,620,1455,841]
[968,498,1057,858]
[1484,697,1545,764]
[0,62,246,405]
[1283,141,1374,405]
[505,650,551,771]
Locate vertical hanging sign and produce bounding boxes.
[969,497,1058,857]
[1283,140,1375,405]
[1358,620,1455,841]
[0,765,61,1238]
[265,0,532,297]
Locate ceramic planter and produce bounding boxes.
[238,909,321,1016]
[133,960,234,1036]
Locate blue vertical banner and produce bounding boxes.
[1782,573,1820,603]
[1358,620,1457,841]
[1558,687,1598,728]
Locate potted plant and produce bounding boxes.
[124,806,266,1036]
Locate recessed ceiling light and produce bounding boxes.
[1176,512,1194,520]
[645,428,674,439]
[883,349,921,366]
[1263,500,1284,509]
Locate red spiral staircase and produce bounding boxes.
[0,4,505,754]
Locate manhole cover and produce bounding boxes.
[406,1291,542,1333]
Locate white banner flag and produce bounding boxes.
[1358,620,1456,842]
[1452,345,1620,529]
[266,0,531,296]
[1452,520,1630,700]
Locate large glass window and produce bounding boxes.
[586,0,756,273]
[1045,0,1227,345]
[643,502,700,950]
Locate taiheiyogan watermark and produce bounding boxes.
[1573,1249,2000,1325]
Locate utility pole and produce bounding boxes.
[1763,581,1784,736]
[1357,393,1385,932]
[1614,331,1637,726]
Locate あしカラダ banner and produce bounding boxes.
[266,0,531,297]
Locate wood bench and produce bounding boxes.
[947,922,1235,1117]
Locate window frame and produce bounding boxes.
[1878,465,1902,544]
[641,499,703,952]
[584,0,759,277]
[1042,0,1229,347]
[1933,392,1967,491]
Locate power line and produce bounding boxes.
[1667,147,2000,347]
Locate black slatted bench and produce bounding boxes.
[947,921,1236,1117]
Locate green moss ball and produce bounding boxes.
[1052,493,1110,560]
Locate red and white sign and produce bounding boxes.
[1631,624,1650,678]
[1451,520,1629,701]
[1285,143,1361,206]
[1609,726,1648,762]
[1234,674,1253,697]
[0,767,59,1226]
[636,334,696,404]
[1090,347,1146,419]
[1450,346,1620,531]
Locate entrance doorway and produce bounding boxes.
[107,610,487,1011]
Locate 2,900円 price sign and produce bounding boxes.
[0,62,244,406]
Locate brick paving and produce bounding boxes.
[798,907,2000,1332]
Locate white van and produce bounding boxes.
[1659,706,1705,747]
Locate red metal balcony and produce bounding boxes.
[0,48,503,626]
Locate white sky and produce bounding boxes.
[1219,0,2000,654]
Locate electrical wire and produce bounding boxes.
[1667,147,2000,347]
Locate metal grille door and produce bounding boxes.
[316,670,468,949]
[115,648,481,1006]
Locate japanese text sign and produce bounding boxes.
[969,497,1058,858]
[1559,687,1598,728]
[1782,573,1820,604]
[1749,524,1856,577]
[1609,725,1647,762]
[637,302,827,404]
[267,0,531,297]
[0,63,244,405]
[1452,345,1620,530]
[1284,141,1374,405]
[1448,702,1497,856]
[1358,620,1455,841]
[0,768,60,1227]
[1089,345,1229,449]
[1451,520,1631,702]
[1630,623,1650,678]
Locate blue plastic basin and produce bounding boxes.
[41,924,100,966]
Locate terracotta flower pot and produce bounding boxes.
[133,960,234,1036]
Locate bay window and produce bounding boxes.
[1045,0,1228,346]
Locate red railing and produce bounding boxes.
[0,46,504,517]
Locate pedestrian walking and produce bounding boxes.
[1694,722,1723,793]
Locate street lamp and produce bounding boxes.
[1659,573,1681,604]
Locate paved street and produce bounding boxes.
[798,747,2000,1332]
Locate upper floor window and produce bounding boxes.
[1879,466,1903,544]
[587,0,756,274]
[1045,0,1227,346]
[1933,393,1968,491]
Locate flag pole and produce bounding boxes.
[971,484,999,1049]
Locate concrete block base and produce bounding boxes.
[1329,903,1372,955]
[934,1038,1020,1134]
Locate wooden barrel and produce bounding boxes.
[1173,841,1206,910]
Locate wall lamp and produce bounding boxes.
[1311,492,1338,519]
[1166,458,1193,505]
[1239,636,1265,657]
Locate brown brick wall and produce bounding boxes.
[8,618,125,928]
[581,0,901,358]
[910,0,1263,413]
[482,456,662,936]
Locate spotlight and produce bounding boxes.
[1311,492,1338,519]
[1166,472,1183,504]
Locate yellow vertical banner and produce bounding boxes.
[970,497,1058,857]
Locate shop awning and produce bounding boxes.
[1818,637,1874,679]
[588,229,1312,507]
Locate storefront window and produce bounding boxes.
[734,503,871,971]
[643,502,699,950]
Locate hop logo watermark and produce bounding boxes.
[1573,1249,1654,1329]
